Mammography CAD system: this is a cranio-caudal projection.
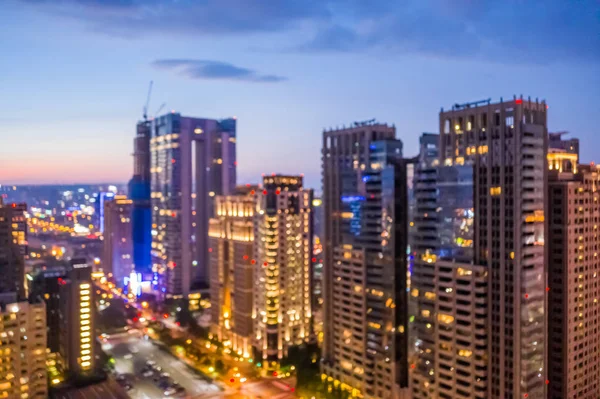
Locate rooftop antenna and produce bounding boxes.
[143,80,153,122]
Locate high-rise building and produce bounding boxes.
[150,113,236,296]
[209,185,256,358]
[8,202,27,257]
[94,191,115,234]
[29,266,69,384]
[130,121,153,280]
[548,131,579,158]
[60,260,96,379]
[413,97,548,399]
[0,293,47,399]
[547,161,600,399]
[408,133,439,364]
[103,195,134,287]
[253,175,313,369]
[0,198,25,298]
[321,121,413,399]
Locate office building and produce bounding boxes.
[0,293,47,399]
[103,195,134,287]
[150,113,236,296]
[130,120,153,279]
[432,261,488,398]
[60,260,96,379]
[412,97,548,399]
[548,131,579,158]
[253,175,313,369]
[547,161,600,399]
[209,185,256,358]
[8,202,27,257]
[29,266,69,384]
[0,198,25,298]
[321,121,412,399]
[94,191,115,234]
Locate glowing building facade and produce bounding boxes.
[0,295,47,399]
[60,261,96,379]
[209,186,256,358]
[253,175,313,369]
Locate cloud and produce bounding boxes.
[20,0,600,64]
[152,59,287,83]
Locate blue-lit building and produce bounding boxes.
[94,191,115,233]
[129,120,153,281]
[150,113,236,296]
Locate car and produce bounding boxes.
[146,360,156,367]
[163,387,177,396]
[124,353,133,359]
[160,372,170,378]
[115,374,126,382]
[142,369,153,377]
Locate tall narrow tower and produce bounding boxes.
[129,120,153,280]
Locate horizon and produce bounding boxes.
[1,1,598,190]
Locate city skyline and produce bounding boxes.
[1,1,599,190]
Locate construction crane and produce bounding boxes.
[154,102,166,118]
[142,80,153,121]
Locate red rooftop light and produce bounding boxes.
[276,190,281,195]
[263,190,268,195]
[263,262,268,266]
[525,294,529,299]
[515,99,523,104]
[250,190,256,195]
[251,259,256,265]
[243,255,249,260]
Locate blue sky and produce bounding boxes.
[1,0,598,189]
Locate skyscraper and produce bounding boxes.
[209,185,256,358]
[0,198,25,298]
[412,97,548,399]
[130,120,153,280]
[0,293,47,399]
[150,113,236,296]
[103,195,133,287]
[547,160,600,399]
[60,260,96,379]
[321,122,411,398]
[253,175,313,369]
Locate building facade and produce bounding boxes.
[412,97,548,399]
[103,195,134,287]
[150,113,236,296]
[0,199,25,298]
[60,261,96,380]
[321,121,412,399]
[253,175,313,369]
[209,186,256,358]
[0,294,47,399]
[547,162,600,399]
[130,120,153,279]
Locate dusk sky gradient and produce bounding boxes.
[1,0,598,190]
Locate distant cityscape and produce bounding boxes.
[0,95,598,399]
